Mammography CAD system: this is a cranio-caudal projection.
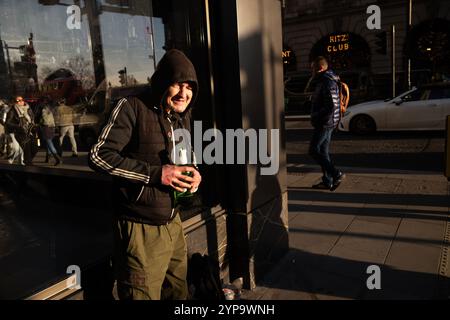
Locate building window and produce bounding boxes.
[405,18,450,83]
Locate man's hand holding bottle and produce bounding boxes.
[161,165,202,194]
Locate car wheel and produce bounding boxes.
[350,114,376,134]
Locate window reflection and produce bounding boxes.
[99,1,161,87]
[403,89,429,102]
[0,0,181,167]
[0,0,209,300]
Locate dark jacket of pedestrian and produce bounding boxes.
[5,102,38,164]
[88,50,198,226]
[310,69,341,129]
[5,103,35,140]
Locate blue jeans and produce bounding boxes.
[309,127,339,186]
[45,138,58,155]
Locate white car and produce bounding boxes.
[338,84,450,133]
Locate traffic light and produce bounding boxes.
[375,31,387,55]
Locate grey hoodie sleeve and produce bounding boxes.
[88,98,162,185]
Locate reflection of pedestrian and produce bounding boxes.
[308,57,345,189]
[37,98,62,166]
[55,98,78,157]
[6,96,38,165]
[5,96,38,165]
[0,120,5,156]
[0,100,10,156]
[89,49,202,300]
[6,133,24,165]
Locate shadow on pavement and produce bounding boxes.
[289,202,449,224]
[286,129,445,142]
[288,189,450,208]
[253,248,449,300]
[288,227,445,247]
[287,152,444,173]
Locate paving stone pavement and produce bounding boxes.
[242,166,450,300]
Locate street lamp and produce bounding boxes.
[407,0,413,90]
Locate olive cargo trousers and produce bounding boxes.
[113,214,188,300]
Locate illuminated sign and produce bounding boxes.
[282,50,292,64]
[282,50,292,58]
[327,33,350,53]
[282,48,296,67]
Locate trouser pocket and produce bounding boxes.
[113,217,188,300]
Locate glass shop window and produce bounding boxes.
[0,0,193,163]
[0,0,209,300]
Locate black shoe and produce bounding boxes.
[312,181,332,190]
[71,153,78,158]
[333,171,346,184]
[53,154,62,166]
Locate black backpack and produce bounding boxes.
[187,253,225,301]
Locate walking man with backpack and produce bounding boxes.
[308,56,346,190]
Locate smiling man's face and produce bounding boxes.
[165,82,193,114]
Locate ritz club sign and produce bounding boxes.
[327,33,350,53]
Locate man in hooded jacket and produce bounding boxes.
[309,56,345,190]
[89,49,202,300]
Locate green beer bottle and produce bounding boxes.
[173,169,194,207]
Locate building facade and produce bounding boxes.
[283,0,450,100]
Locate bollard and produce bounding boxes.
[446,115,450,181]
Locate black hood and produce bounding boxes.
[149,49,198,113]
